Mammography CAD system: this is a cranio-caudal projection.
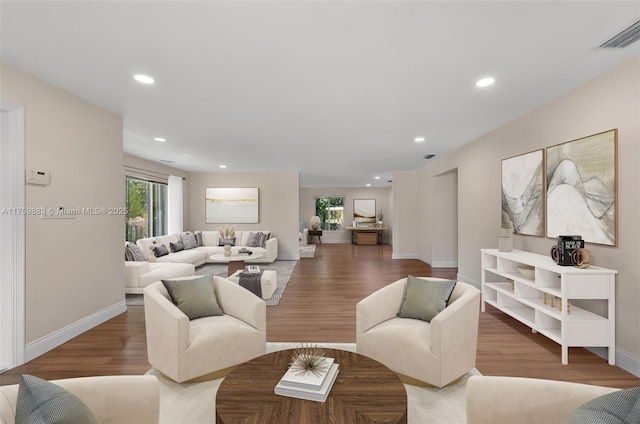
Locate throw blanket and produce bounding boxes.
[239,270,263,298]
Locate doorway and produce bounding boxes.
[432,169,458,267]
[0,100,26,371]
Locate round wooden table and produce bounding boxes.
[216,349,407,424]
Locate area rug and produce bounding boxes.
[195,260,297,306]
[126,294,144,306]
[299,244,316,258]
[148,342,479,424]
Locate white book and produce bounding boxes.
[279,357,335,391]
[274,363,339,403]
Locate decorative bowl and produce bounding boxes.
[516,266,535,279]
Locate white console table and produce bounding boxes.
[481,249,617,365]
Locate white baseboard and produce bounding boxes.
[431,260,458,268]
[392,253,419,259]
[456,273,480,289]
[25,301,127,363]
[586,347,640,378]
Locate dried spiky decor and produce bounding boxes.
[289,344,329,377]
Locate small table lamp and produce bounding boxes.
[310,216,321,230]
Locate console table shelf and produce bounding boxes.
[481,249,616,365]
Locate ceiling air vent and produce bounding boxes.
[599,19,640,48]
[423,154,436,159]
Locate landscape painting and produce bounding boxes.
[501,150,544,236]
[354,199,376,225]
[546,129,617,246]
[206,187,259,223]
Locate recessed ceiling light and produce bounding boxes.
[366,183,371,187]
[134,74,155,84]
[374,176,380,180]
[183,153,193,158]
[414,137,425,142]
[154,137,166,142]
[476,77,495,88]
[160,159,174,163]
[219,165,227,169]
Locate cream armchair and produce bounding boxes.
[0,375,159,424]
[143,276,266,383]
[356,278,480,387]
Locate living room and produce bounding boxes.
[1,1,640,421]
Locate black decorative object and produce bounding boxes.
[556,235,584,266]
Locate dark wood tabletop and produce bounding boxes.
[216,348,407,424]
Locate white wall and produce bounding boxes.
[189,172,299,260]
[392,171,418,258]
[299,187,391,244]
[1,62,125,359]
[412,55,640,370]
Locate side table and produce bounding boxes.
[308,229,323,244]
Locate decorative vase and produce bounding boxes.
[312,224,319,230]
[224,244,232,257]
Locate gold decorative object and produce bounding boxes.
[571,249,591,269]
[289,344,329,377]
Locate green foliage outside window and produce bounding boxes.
[315,197,344,231]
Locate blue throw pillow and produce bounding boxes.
[299,221,306,232]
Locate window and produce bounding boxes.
[126,177,168,242]
[315,197,344,231]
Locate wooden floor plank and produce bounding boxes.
[2,244,638,389]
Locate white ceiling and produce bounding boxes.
[1,1,638,187]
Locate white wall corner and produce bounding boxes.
[417,255,432,265]
[431,261,459,268]
[586,347,640,378]
[24,301,127,363]
[456,272,480,289]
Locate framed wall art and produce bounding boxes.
[546,129,617,246]
[353,199,376,225]
[205,187,259,224]
[501,149,544,236]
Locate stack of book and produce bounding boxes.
[274,358,339,402]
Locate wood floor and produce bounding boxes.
[2,244,639,389]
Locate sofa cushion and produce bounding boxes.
[218,237,236,246]
[398,276,457,322]
[125,241,145,262]
[170,241,184,252]
[136,237,158,260]
[201,231,219,246]
[194,231,203,246]
[153,244,170,258]
[562,386,640,424]
[15,374,99,424]
[180,232,198,250]
[246,232,262,248]
[139,263,195,288]
[299,221,306,232]
[162,274,223,320]
[156,249,207,265]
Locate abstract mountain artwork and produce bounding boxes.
[546,130,617,246]
[501,150,544,236]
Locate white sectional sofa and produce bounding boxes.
[125,261,195,294]
[135,230,278,266]
[124,230,277,294]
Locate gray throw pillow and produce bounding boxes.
[153,244,169,257]
[398,276,457,322]
[246,232,261,247]
[170,241,184,252]
[15,374,99,424]
[218,237,236,246]
[162,274,223,320]
[194,231,203,246]
[180,232,198,250]
[125,241,145,261]
[562,386,640,424]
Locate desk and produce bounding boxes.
[346,226,387,245]
[216,349,407,423]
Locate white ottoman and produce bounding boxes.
[228,270,277,300]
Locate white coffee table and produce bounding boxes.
[210,251,264,276]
